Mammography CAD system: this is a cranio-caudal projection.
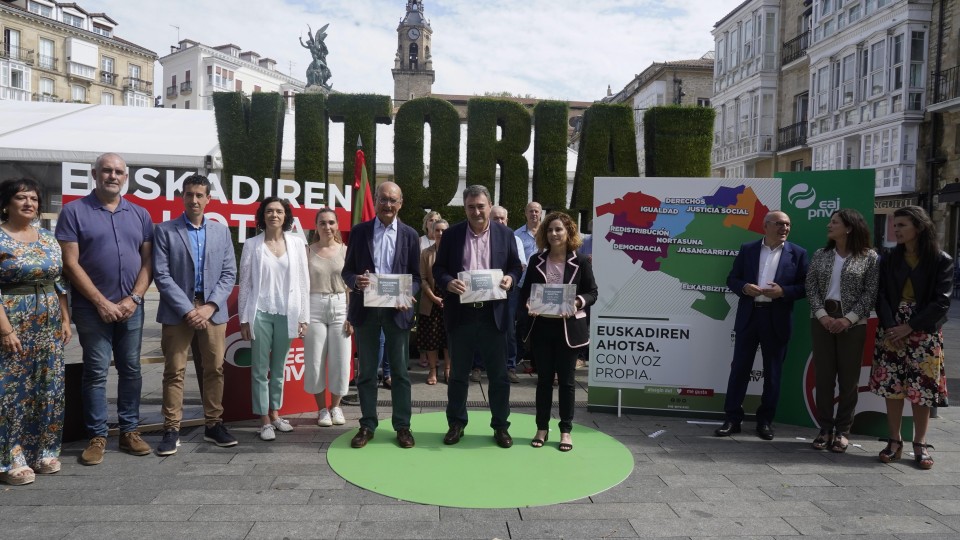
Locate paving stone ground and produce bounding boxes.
[4,292,960,539]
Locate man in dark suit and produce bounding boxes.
[434,185,523,448]
[153,174,238,455]
[342,181,421,449]
[716,211,808,441]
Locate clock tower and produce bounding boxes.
[392,0,435,106]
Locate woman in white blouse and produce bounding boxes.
[239,197,309,441]
[304,208,352,427]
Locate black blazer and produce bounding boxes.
[341,217,421,329]
[876,248,954,332]
[519,251,598,348]
[433,220,523,331]
[726,239,808,342]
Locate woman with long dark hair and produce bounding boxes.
[805,209,878,452]
[871,206,952,470]
[238,197,309,441]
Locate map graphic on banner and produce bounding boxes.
[598,184,770,320]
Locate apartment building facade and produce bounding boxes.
[0,0,156,106]
[712,0,938,245]
[159,39,305,111]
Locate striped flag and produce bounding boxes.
[352,139,376,226]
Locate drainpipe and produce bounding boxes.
[925,0,946,215]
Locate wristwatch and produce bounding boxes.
[129,293,144,305]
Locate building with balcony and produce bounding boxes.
[0,0,156,106]
[711,0,781,178]
[806,0,934,239]
[602,55,715,176]
[775,1,813,174]
[159,39,305,111]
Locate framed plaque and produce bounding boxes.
[458,270,507,303]
[528,283,577,316]
[363,273,414,308]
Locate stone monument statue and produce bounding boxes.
[300,24,332,89]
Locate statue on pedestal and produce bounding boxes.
[300,24,332,89]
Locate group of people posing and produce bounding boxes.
[2,150,947,488]
[715,207,952,471]
[0,154,596,487]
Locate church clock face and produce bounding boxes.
[407,27,421,40]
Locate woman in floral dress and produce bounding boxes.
[871,206,952,470]
[0,178,71,486]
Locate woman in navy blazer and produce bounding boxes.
[520,211,597,452]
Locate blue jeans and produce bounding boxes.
[74,305,145,437]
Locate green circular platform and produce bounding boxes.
[326,411,634,508]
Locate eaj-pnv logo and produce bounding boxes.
[787,183,840,219]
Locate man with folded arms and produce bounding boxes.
[153,174,238,455]
[434,185,523,448]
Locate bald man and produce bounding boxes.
[716,211,808,441]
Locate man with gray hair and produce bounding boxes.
[434,186,523,448]
[491,205,525,383]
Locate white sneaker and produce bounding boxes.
[317,408,333,427]
[330,407,345,425]
[259,424,276,441]
[272,418,294,432]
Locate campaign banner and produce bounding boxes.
[588,171,878,432]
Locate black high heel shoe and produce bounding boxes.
[878,438,903,463]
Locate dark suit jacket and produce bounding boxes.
[341,217,421,329]
[433,220,523,331]
[876,248,954,332]
[153,216,236,326]
[519,251,598,348]
[726,239,809,342]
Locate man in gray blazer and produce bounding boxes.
[153,174,238,455]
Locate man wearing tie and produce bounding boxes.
[342,182,421,449]
[716,211,808,441]
[434,185,523,448]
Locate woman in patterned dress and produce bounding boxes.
[417,219,448,384]
[0,178,71,486]
[871,206,953,470]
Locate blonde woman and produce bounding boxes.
[304,208,352,427]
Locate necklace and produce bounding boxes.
[266,237,284,256]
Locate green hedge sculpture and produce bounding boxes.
[571,103,639,223]
[465,97,531,224]
[644,105,715,177]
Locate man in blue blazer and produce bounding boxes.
[153,174,238,455]
[716,211,808,441]
[434,185,523,448]
[342,181,421,449]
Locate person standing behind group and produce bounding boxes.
[519,212,597,452]
[418,219,449,385]
[514,202,542,370]
[805,209,879,453]
[0,178,71,486]
[304,208,352,428]
[434,185,523,449]
[871,206,952,470]
[416,211,441,369]
[492,205,525,383]
[56,152,154,465]
[152,174,238,456]
[238,197,309,442]
[342,181,421,450]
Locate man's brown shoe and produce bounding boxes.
[396,428,415,449]
[443,424,464,445]
[80,436,107,466]
[494,428,513,448]
[119,431,151,456]
[350,427,374,448]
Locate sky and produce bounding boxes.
[82,0,745,103]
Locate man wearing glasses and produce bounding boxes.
[342,182,421,449]
[716,211,808,441]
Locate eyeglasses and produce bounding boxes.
[769,221,790,228]
[377,197,401,205]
